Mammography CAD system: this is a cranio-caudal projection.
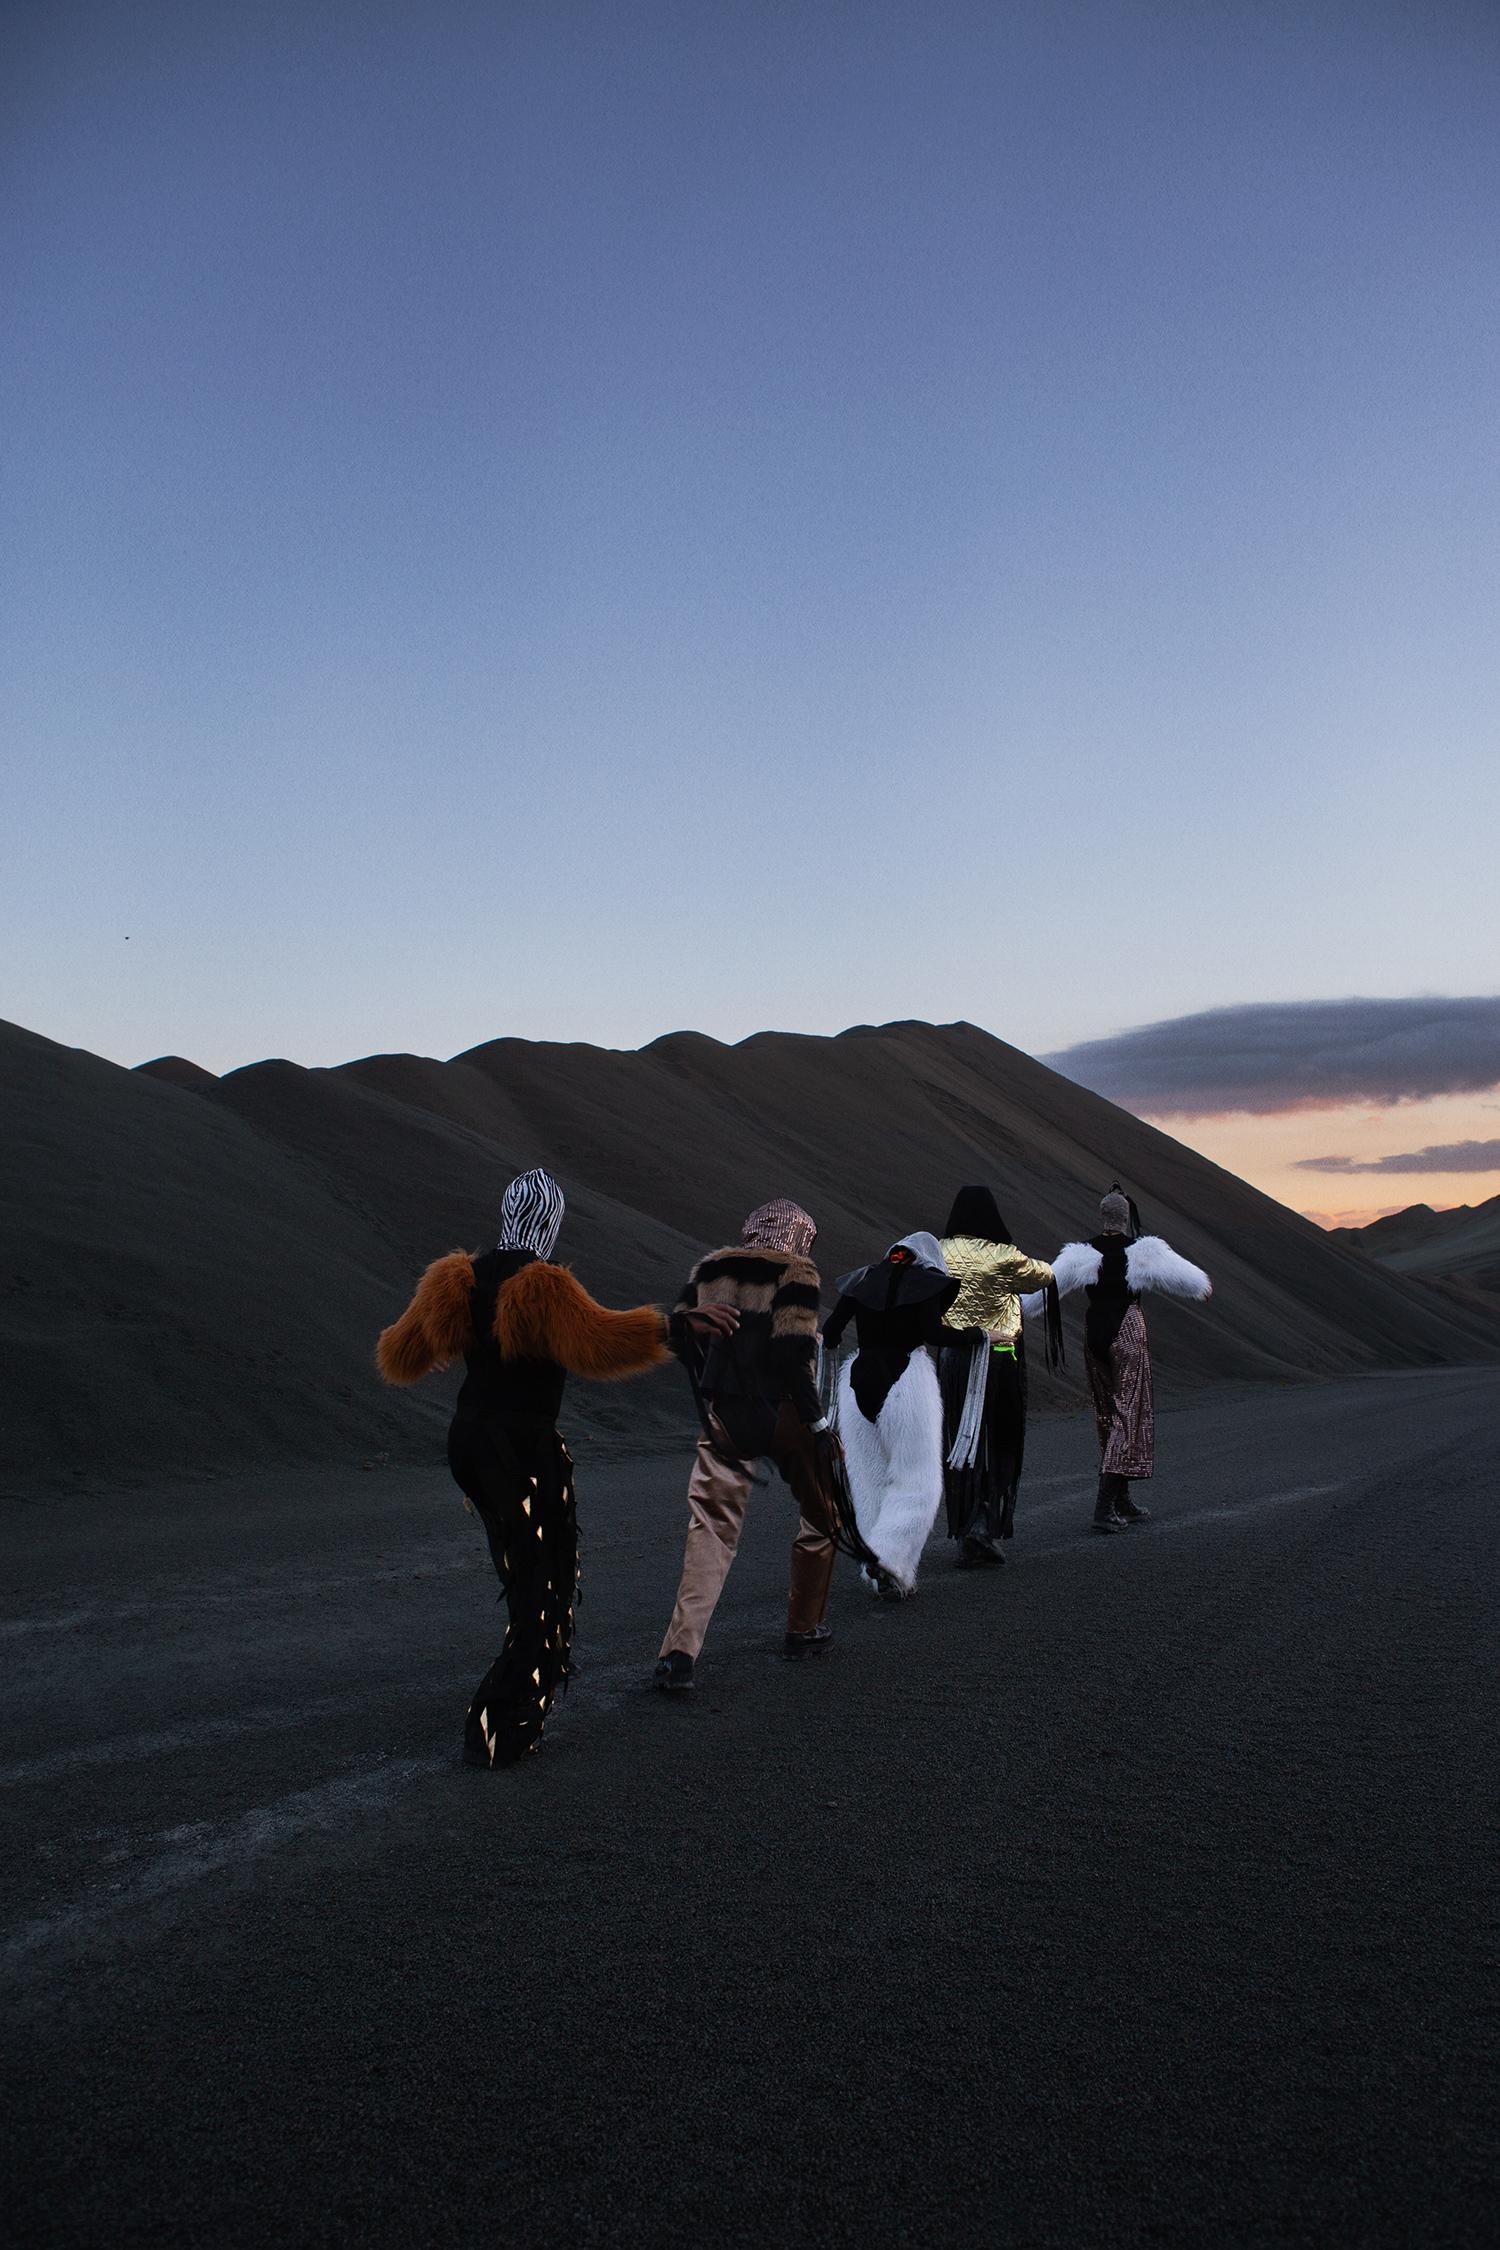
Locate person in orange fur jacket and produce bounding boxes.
[377,1167,733,1768]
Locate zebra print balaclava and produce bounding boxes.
[497,1168,565,1261]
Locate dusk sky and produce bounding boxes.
[4,0,1497,1222]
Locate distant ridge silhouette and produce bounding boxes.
[1334,1194,1500,1297]
[2,1014,1496,1490]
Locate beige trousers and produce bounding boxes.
[658,1403,838,1659]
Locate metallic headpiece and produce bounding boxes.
[1099,1184,1140,1238]
[740,1199,817,1258]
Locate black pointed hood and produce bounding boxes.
[943,1185,1010,1243]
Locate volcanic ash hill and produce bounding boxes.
[3,1016,1496,1491]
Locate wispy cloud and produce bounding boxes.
[1295,1138,1500,1176]
[1046,997,1500,1117]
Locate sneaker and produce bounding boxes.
[784,1622,833,1659]
[960,1534,1006,1568]
[653,1651,694,1693]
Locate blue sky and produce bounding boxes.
[4,0,1497,1213]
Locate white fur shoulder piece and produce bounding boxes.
[1049,1241,1102,1298]
[1126,1236,1212,1298]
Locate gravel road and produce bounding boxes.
[4,1369,1497,2248]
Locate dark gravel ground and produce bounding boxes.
[4,1369,1498,2249]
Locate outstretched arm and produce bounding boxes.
[375,1251,475,1385]
[1126,1238,1212,1299]
[495,1262,671,1379]
[988,1244,1056,1293]
[1049,1242,1102,1298]
[667,1269,739,1354]
[922,1280,964,1346]
[1020,1241,1098,1323]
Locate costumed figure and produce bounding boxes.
[377,1169,732,1767]
[655,1200,847,1691]
[938,1185,1063,1568]
[1028,1186,1212,1534]
[821,1233,963,1598]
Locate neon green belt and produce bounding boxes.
[991,1342,1017,1357]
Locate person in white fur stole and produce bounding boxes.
[821,1234,981,1597]
[1024,1185,1212,1534]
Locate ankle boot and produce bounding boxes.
[1115,1481,1151,1522]
[1092,1475,1126,1533]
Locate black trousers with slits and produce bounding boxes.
[446,1411,578,1768]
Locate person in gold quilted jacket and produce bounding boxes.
[938,1185,1059,1567]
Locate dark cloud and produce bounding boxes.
[1046,997,1500,1117]
[1296,1139,1500,1176]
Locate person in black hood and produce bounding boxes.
[822,1233,964,1597]
[938,1185,1060,1567]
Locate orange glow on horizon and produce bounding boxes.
[1138,1092,1500,1229]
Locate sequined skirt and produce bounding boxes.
[1086,1303,1155,1479]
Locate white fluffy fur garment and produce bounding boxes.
[837,1352,945,1593]
[1032,1237,1213,1305]
[1125,1236,1212,1298]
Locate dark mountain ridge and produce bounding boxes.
[1332,1193,1500,1296]
[4,1015,1496,1492]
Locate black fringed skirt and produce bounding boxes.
[940,1335,1028,1541]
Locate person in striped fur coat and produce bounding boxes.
[654,1199,844,1690]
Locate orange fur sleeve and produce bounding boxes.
[375,1251,475,1385]
[494,1261,669,1381]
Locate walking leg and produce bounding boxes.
[837,1363,890,1570]
[1115,1478,1151,1523]
[464,1443,578,1767]
[776,1406,837,1650]
[658,1429,752,1662]
[866,1359,945,1592]
[1092,1472,1128,1534]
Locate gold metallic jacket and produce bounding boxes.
[940,1236,1055,1345]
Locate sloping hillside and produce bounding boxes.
[3,1016,1497,1491]
[1333,1194,1500,1296]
